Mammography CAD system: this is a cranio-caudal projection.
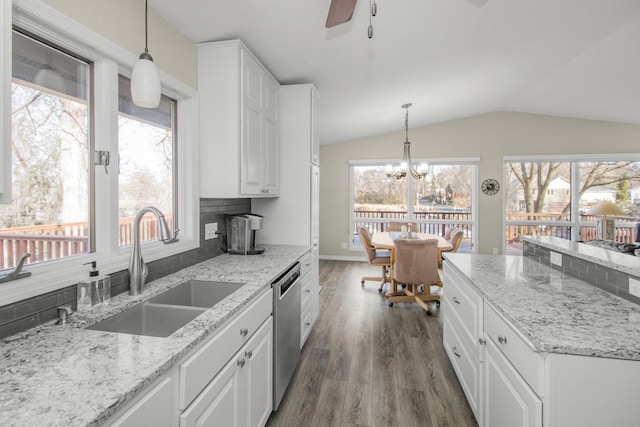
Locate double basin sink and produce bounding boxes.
[87,280,245,338]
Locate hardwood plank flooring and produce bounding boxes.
[266,260,477,427]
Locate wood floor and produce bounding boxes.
[266,260,477,427]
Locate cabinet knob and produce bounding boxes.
[452,296,461,305]
[240,328,249,337]
[305,321,311,326]
[237,358,246,368]
[478,337,486,346]
[498,335,508,345]
[452,346,461,358]
[306,289,311,293]
[245,350,253,359]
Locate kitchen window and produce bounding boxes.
[117,75,176,247]
[1,30,92,269]
[349,159,478,252]
[2,2,199,306]
[504,155,640,254]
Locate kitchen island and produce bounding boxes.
[443,253,640,426]
[0,245,308,426]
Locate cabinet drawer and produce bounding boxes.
[299,251,312,277]
[300,273,312,313]
[300,303,314,349]
[443,317,481,421]
[443,266,483,358]
[484,303,544,396]
[179,288,273,410]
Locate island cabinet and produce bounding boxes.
[108,288,273,427]
[197,39,279,198]
[443,263,640,427]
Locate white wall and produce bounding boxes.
[320,111,640,257]
[41,0,196,88]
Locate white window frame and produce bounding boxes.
[503,153,640,253]
[348,157,479,252]
[2,0,199,305]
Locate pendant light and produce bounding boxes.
[131,0,161,108]
[386,103,428,180]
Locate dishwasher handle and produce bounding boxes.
[274,263,300,299]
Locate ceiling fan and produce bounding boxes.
[325,0,358,28]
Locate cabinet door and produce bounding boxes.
[261,112,279,195]
[180,353,241,427]
[310,87,319,166]
[241,50,264,195]
[244,318,273,427]
[484,338,542,427]
[109,377,173,427]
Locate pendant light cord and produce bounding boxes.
[145,0,149,54]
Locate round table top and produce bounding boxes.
[371,231,453,250]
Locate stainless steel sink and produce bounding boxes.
[86,280,246,337]
[147,280,245,308]
[87,303,205,338]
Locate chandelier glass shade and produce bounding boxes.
[386,103,427,180]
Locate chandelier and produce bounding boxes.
[385,103,428,180]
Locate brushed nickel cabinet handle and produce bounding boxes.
[478,337,486,346]
[452,296,461,304]
[237,358,246,367]
[498,335,507,345]
[452,346,461,358]
[240,328,249,337]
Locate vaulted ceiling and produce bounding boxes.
[150,0,640,145]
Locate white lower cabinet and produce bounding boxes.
[484,337,542,427]
[107,288,274,427]
[181,317,273,427]
[108,376,174,427]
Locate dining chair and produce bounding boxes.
[388,238,442,315]
[387,221,418,232]
[357,227,391,293]
[439,227,463,268]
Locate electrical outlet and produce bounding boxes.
[341,242,347,249]
[550,251,562,267]
[630,278,640,298]
[204,222,218,240]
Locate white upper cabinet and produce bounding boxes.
[197,40,279,198]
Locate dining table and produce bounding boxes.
[371,231,453,295]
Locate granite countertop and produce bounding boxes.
[0,244,309,427]
[523,235,640,276]
[444,253,640,361]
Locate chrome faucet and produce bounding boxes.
[129,207,179,296]
[0,253,31,283]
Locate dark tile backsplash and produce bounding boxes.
[524,240,640,305]
[0,198,251,339]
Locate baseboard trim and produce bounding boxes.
[320,255,366,262]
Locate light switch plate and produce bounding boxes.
[550,251,562,267]
[204,222,218,240]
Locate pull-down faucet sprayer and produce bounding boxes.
[129,206,179,296]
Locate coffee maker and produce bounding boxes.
[226,213,265,255]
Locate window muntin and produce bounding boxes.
[117,76,176,247]
[505,158,640,254]
[350,161,476,252]
[0,31,91,268]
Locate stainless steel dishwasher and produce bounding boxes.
[272,261,301,410]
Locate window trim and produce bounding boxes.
[2,0,199,306]
[348,157,479,252]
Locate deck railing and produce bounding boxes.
[0,214,173,269]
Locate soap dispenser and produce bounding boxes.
[77,261,111,310]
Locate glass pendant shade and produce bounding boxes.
[131,0,160,109]
[131,55,160,108]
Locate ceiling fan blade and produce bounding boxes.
[325,0,357,28]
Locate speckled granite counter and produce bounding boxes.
[523,235,640,276]
[0,244,308,427]
[444,253,640,361]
